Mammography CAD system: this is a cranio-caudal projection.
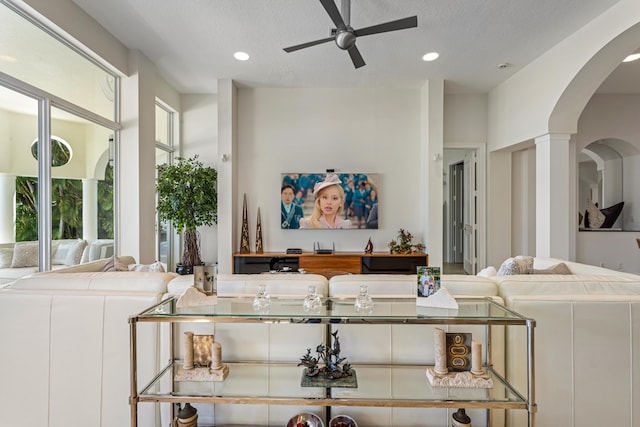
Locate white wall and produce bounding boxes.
[444,94,487,144]
[577,231,640,274]
[234,87,423,255]
[181,93,219,265]
[488,0,640,150]
[511,147,536,256]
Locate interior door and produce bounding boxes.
[463,151,477,274]
[450,162,464,264]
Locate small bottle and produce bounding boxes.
[354,284,374,313]
[252,283,271,313]
[451,408,471,427]
[303,284,322,313]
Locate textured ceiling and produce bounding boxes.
[69,0,633,94]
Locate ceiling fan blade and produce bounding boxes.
[354,16,418,37]
[319,0,346,29]
[283,36,335,53]
[348,45,366,68]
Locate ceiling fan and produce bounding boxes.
[283,0,418,69]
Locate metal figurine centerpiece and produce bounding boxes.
[299,331,357,388]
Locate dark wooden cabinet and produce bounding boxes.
[233,252,428,274]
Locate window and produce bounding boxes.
[0,2,119,275]
[155,101,175,267]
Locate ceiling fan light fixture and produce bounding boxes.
[234,52,250,61]
[623,53,640,63]
[422,52,439,62]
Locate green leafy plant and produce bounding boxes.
[156,155,218,269]
[388,228,425,254]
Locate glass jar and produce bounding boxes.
[354,284,374,314]
[252,284,271,313]
[303,284,323,313]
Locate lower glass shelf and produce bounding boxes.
[139,361,527,410]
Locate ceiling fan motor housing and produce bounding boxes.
[335,28,356,50]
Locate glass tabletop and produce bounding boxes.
[134,296,530,326]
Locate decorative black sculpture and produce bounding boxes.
[299,331,352,380]
[240,194,250,253]
[364,237,373,254]
[255,207,263,254]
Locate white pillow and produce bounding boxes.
[52,240,74,265]
[11,242,38,268]
[476,266,497,277]
[64,239,88,266]
[497,255,534,276]
[128,261,166,273]
[586,199,605,229]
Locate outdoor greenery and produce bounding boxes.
[156,155,218,268]
[15,163,114,242]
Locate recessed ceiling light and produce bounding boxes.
[623,53,640,63]
[422,52,439,62]
[0,55,17,62]
[234,52,250,61]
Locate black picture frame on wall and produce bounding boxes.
[280,172,380,230]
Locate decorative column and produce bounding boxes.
[535,133,572,260]
[0,174,16,243]
[82,178,98,242]
[183,332,194,370]
[470,339,483,375]
[433,327,448,375]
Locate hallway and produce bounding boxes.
[442,262,467,275]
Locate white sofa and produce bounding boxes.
[0,238,114,282]
[0,256,177,427]
[481,257,640,427]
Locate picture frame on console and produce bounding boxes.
[281,172,380,230]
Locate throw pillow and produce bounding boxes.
[476,266,497,277]
[497,255,534,276]
[11,242,39,268]
[586,199,605,229]
[101,255,116,272]
[101,256,138,272]
[64,239,88,266]
[533,262,572,274]
[0,247,13,268]
[128,261,166,272]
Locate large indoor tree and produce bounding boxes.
[156,155,218,273]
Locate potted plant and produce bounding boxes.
[156,155,218,274]
[388,228,425,254]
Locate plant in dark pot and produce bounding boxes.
[156,155,218,275]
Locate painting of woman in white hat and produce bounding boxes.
[300,173,353,229]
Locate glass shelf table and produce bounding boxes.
[129,296,536,427]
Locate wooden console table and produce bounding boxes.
[232,252,428,274]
